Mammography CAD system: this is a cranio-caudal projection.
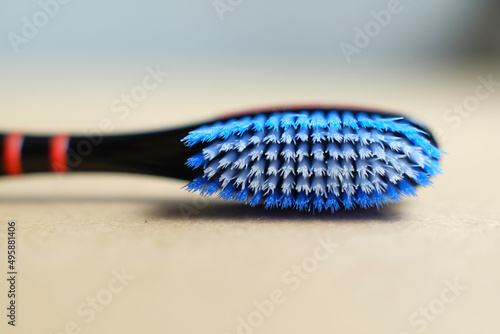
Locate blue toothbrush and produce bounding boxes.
[0,106,442,213]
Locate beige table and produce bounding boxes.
[1,62,499,334]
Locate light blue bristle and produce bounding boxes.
[296,112,311,129]
[252,114,267,132]
[341,112,359,130]
[182,109,443,212]
[356,113,376,128]
[265,114,282,131]
[327,111,342,130]
[311,111,328,128]
[280,113,296,130]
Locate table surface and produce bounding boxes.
[0,62,499,334]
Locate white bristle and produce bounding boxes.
[312,142,325,161]
[312,177,326,196]
[219,151,238,169]
[264,175,279,194]
[280,160,295,178]
[295,128,309,142]
[220,169,237,188]
[312,160,326,177]
[249,174,265,191]
[326,142,342,160]
[281,143,296,161]
[265,144,279,161]
[296,175,311,194]
[249,132,265,145]
[249,144,265,161]
[281,174,296,195]
[281,128,295,144]
[267,160,280,176]
[296,142,309,161]
[355,159,370,178]
[249,159,266,177]
[297,159,312,177]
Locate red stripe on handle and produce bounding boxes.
[3,134,24,175]
[50,135,69,173]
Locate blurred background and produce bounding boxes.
[1,1,500,334]
[1,0,499,132]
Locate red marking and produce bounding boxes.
[3,134,24,175]
[50,135,70,173]
[217,104,385,119]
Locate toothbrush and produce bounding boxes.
[0,106,442,212]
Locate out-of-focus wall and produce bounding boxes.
[1,0,498,65]
[1,0,498,132]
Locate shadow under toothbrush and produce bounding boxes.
[154,199,406,223]
[0,195,405,223]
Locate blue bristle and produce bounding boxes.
[249,191,264,207]
[342,193,356,210]
[184,176,208,193]
[186,152,207,169]
[280,114,296,130]
[371,190,389,209]
[234,188,250,203]
[182,110,443,212]
[311,111,328,128]
[386,183,403,203]
[252,114,267,132]
[356,113,376,128]
[341,112,359,130]
[296,112,311,129]
[327,111,342,130]
[414,171,433,187]
[355,189,372,209]
[218,183,236,201]
[265,192,279,209]
[295,193,310,211]
[312,195,325,213]
[397,179,418,197]
[280,194,294,209]
[326,194,341,213]
[201,180,220,197]
[265,114,281,131]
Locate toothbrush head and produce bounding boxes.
[181,108,442,212]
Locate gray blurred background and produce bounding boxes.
[2,0,500,61]
[1,0,499,131]
[1,4,500,334]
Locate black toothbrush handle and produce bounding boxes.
[0,127,200,181]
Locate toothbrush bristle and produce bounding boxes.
[181,109,442,212]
